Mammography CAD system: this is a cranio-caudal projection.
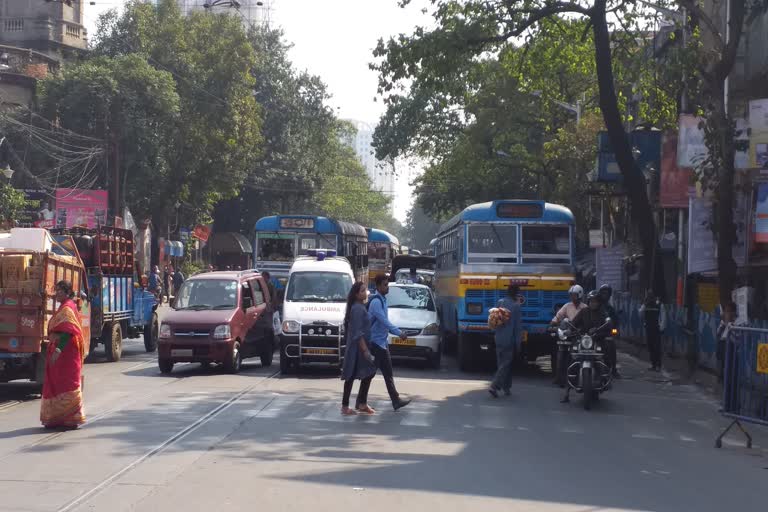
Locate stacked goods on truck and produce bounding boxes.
[0,229,90,387]
[51,227,158,362]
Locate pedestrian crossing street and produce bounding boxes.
[225,392,757,449]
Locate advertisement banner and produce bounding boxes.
[660,132,692,208]
[54,188,108,229]
[17,189,54,228]
[192,224,210,242]
[756,183,768,243]
[677,115,708,168]
[750,99,768,169]
[735,118,750,170]
[688,195,717,274]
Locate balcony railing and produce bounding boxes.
[2,18,24,33]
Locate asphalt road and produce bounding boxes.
[0,338,766,512]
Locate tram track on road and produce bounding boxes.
[0,362,256,463]
[56,368,280,512]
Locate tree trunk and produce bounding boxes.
[591,3,661,295]
[711,86,738,305]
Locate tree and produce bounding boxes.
[403,205,441,251]
[374,1,669,295]
[37,54,180,223]
[0,183,28,226]
[677,0,768,303]
[92,0,263,228]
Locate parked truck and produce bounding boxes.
[0,231,90,387]
[52,227,158,362]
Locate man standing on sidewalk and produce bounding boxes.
[368,274,411,411]
[639,291,666,372]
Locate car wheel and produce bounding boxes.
[279,344,291,374]
[159,358,174,374]
[224,342,242,374]
[428,345,442,370]
[200,361,211,369]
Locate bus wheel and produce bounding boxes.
[457,331,475,372]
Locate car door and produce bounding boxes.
[239,281,259,357]
[245,278,269,354]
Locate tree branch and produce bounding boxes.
[677,0,725,51]
[715,0,747,81]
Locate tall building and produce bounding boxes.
[148,0,273,27]
[344,120,396,214]
[0,0,87,59]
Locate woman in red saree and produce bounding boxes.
[40,280,87,429]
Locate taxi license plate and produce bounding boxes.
[303,348,335,355]
[171,349,193,357]
[391,337,417,346]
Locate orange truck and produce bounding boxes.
[0,238,89,387]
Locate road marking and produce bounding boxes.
[400,403,437,427]
[55,370,279,512]
[252,395,297,418]
[0,400,22,412]
[679,435,696,442]
[561,427,584,434]
[632,433,666,440]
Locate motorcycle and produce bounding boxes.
[559,319,613,410]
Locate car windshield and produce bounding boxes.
[286,271,352,302]
[387,286,435,311]
[174,279,238,310]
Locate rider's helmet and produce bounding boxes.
[598,284,612,301]
[568,284,584,300]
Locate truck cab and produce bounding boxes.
[279,250,353,374]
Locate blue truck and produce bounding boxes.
[53,228,158,362]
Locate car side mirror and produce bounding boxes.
[242,297,253,310]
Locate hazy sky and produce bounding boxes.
[84,0,432,222]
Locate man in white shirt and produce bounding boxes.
[551,285,587,325]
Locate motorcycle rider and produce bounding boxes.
[550,285,586,381]
[561,291,611,403]
[598,284,620,378]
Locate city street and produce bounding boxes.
[1,337,766,512]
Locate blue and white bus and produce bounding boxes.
[366,228,400,290]
[434,200,576,371]
[254,215,369,287]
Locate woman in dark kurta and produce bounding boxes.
[341,281,377,415]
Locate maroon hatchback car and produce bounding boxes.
[157,270,276,374]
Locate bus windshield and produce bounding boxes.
[467,224,517,263]
[521,226,571,263]
[298,234,337,255]
[258,236,295,261]
[369,242,389,261]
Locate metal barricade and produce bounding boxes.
[717,326,768,448]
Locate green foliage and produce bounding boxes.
[0,183,28,225]
[403,205,441,252]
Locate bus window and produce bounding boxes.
[521,226,571,263]
[370,243,388,261]
[298,234,336,255]
[467,224,517,263]
[258,237,294,261]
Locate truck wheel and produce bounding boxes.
[144,314,159,353]
[33,351,46,388]
[159,358,174,374]
[224,342,242,374]
[457,331,475,372]
[104,322,123,362]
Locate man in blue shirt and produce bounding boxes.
[368,274,411,411]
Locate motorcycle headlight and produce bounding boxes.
[422,323,439,336]
[282,320,300,333]
[159,324,172,339]
[213,324,231,340]
[580,335,594,350]
[466,302,483,315]
[557,328,567,340]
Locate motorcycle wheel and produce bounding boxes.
[556,350,567,388]
[582,367,593,411]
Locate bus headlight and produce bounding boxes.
[466,303,483,315]
[282,320,300,333]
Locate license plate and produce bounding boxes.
[391,337,417,346]
[303,348,335,355]
[171,349,193,357]
[522,331,528,343]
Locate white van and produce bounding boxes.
[279,250,354,374]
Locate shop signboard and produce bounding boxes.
[677,115,708,168]
[750,99,768,169]
[596,244,624,293]
[660,132,692,208]
[688,195,716,274]
[54,188,108,229]
[756,183,768,243]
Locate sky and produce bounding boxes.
[83,0,433,223]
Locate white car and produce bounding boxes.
[385,283,441,368]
